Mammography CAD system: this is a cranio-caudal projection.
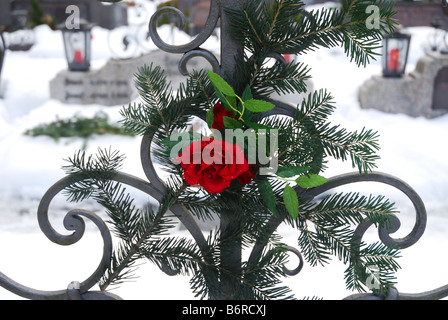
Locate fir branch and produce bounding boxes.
[316,224,357,265]
[266,0,284,42]
[250,60,311,98]
[296,190,400,294]
[139,237,204,276]
[100,243,141,289]
[295,89,336,124]
[99,201,185,290]
[121,67,214,140]
[177,191,222,221]
[226,0,398,67]
[119,102,159,135]
[298,220,332,267]
[302,192,397,228]
[241,255,295,300]
[62,148,203,290]
[191,71,215,109]
[244,9,263,45]
[312,124,380,174]
[345,241,401,295]
[137,64,172,134]
[100,242,141,290]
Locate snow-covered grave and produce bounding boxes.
[0,5,448,299]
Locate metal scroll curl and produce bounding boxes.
[178,49,221,76]
[37,171,169,299]
[149,1,222,75]
[0,175,119,299]
[304,172,437,300]
[149,1,220,54]
[0,135,217,299]
[282,246,304,276]
[300,172,427,250]
[0,165,182,300]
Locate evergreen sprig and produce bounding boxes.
[261,89,380,174]
[24,111,134,143]
[226,0,397,67]
[240,245,295,300]
[62,148,205,291]
[345,241,401,295]
[295,191,400,293]
[120,65,212,138]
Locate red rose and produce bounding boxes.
[237,164,257,184]
[174,138,255,194]
[212,102,237,130]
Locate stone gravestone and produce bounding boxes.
[359,52,448,118]
[50,50,211,106]
[51,51,313,107]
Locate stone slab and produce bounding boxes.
[359,52,448,118]
[50,50,313,107]
[50,50,211,106]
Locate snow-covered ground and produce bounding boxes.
[0,2,448,300]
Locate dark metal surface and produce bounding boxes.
[432,67,448,110]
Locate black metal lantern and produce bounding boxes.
[0,31,6,95]
[59,20,94,71]
[382,31,411,77]
[8,9,36,51]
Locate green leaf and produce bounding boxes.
[207,70,235,97]
[223,116,243,129]
[160,136,180,149]
[283,184,299,220]
[206,107,214,129]
[244,99,276,113]
[295,174,328,188]
[243,120,275,131]
[227,95,237,109]
[256,178,277,216]
[241,85,253,101]
[240,108,253,122]
[276,166,311,178]
[214,89,233,111]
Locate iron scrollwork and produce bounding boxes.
[0,0,447,300]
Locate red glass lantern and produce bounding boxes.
[382,31,411,77]
[59,20,94,71]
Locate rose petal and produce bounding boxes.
[177,137,253,193]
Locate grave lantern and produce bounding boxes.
[59,20,94,71]
[9,10,35,51]
[382,30,411,77]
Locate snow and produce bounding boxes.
[1,4,448,300]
